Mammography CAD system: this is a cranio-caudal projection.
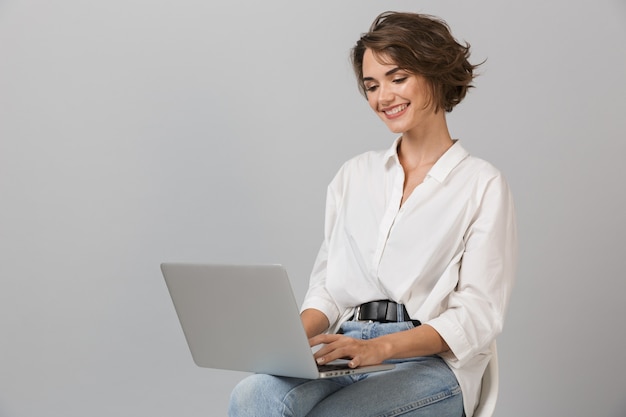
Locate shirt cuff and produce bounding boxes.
[300,296,341,330]
[426,316,473,367]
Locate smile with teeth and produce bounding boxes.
[383,104,408,116]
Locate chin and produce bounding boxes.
[384,124,406,134]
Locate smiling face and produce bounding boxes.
[362,48,438,136]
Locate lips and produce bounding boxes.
[382,103,408,118]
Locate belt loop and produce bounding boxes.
[378,302,387,322]
[396,303,403,321]
[384,302,396,322]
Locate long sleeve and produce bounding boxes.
[300,169,344,328]
[427,173,518,367]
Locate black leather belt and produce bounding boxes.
[354,300,421,326]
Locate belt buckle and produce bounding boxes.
[353,305,373,323]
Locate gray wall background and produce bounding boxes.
[1,0,625,416]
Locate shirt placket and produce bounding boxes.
[371,163,405,277]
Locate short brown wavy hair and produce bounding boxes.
[351,11,479,113]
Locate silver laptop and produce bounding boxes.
[161,263,395,379]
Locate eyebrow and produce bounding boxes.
[363,67,402,82]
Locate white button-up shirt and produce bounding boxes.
[301,138,517,416]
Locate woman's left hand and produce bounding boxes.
[309,333,391,368]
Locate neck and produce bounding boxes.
[397,114,454,170]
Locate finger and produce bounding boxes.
[348,356,360,368]
[313,343,334,360]
[316,344,354,365]
[308,333,340,347]
[313,340,347,362]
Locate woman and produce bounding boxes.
[229,11,516,417]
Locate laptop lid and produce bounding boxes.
[160,263,394,379]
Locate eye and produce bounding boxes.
[392,76,408,84]
[364,84,378,93]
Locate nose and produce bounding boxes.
[377,82,394,106]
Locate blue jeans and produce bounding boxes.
[229,321,463,417]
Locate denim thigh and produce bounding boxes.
[229,373,352,417]
[229,321,463,417]
[306,357,463,417]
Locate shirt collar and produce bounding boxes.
[428,140,469,183]
[383,136,403,167]
[384,138,470,183]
